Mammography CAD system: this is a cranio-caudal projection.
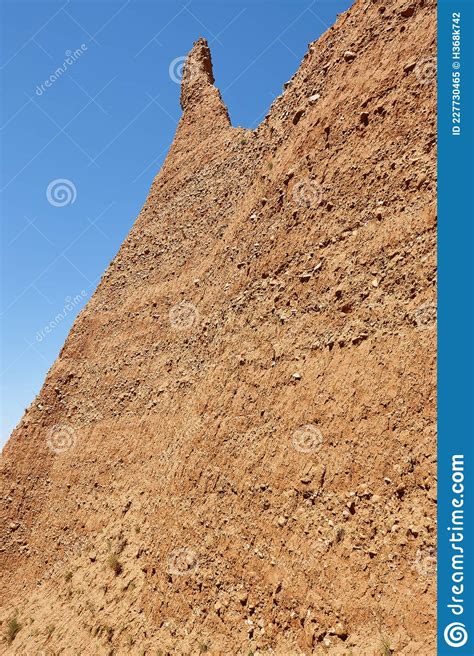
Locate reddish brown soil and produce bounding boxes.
[1,0,436,653]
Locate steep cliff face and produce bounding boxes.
[1,0,436,654]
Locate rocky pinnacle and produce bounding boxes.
[179,37,230,129]
[180,37,215,110]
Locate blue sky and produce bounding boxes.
[0,0,352,447]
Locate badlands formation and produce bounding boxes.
[1,0,436,653]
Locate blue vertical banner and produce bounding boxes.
[438,0,474,653]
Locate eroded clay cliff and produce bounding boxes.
[1,0,436,653]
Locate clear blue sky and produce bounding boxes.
[0,0,352,447]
